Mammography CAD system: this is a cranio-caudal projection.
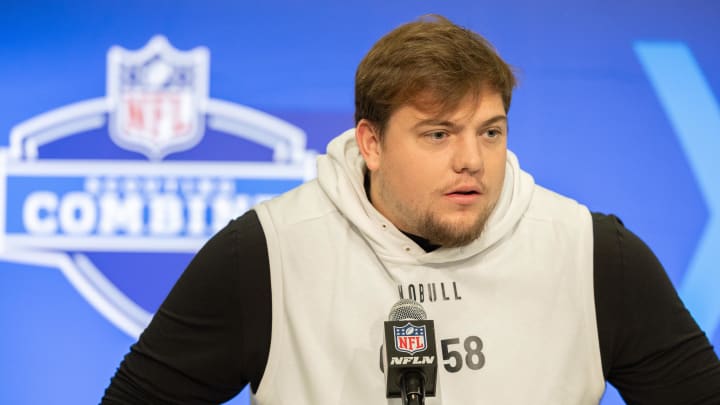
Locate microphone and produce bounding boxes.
[381,299,438,405]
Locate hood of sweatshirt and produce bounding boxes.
[317,129,535,265]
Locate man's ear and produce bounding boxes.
[355,119,382,171]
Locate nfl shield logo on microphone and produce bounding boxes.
[394,323,428,355]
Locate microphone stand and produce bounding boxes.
[401,371,425,405]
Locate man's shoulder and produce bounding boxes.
[254,179,341,228]
[523,184,591,227]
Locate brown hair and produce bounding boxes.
[354,15,516,136]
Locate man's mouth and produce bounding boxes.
[445,185,483,196]
[444,186,483,204]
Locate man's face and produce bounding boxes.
[357,87,508,248]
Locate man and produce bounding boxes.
[102,15,720,404]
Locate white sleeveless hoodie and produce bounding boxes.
[253,129,605,404]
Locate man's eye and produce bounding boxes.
[485,129,502,138]
[427,131,447,140]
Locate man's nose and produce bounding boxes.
[451,133,483,174]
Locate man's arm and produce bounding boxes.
[102,210,272,404]
[593,213,720,404]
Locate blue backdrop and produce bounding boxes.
[1,1,719,403]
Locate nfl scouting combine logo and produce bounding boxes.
[394,323,428,355]
[0,36,316,338]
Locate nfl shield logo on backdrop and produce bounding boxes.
[394,323,428,355]
[107,36,209,160]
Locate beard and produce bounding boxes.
[371,170,498,249]
[416,203,495,248]
[377,181,496,248]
